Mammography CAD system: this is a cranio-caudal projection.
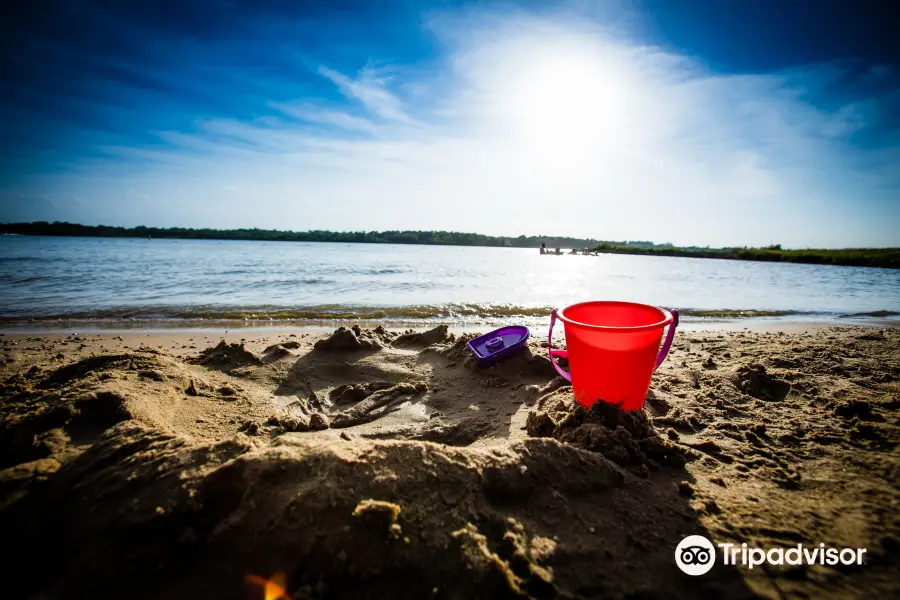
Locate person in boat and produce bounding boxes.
[554,247,561,255]
[540,242,546,255]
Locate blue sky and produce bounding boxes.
[1,0,898,248]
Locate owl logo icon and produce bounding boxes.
[675,535,716,575]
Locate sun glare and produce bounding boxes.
[502,43,627,170]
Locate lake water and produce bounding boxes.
[1,236,898,327]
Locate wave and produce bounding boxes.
[0,304,552,322]
[0,304,878,324]
[0,256,63,263]
[8,276,45,285]
[312,266,410,276]
[259,278,336,288]
[839,310,900,318]
[679,309,801,318]
[366,268,408,275]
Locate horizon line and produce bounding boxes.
[3,221,900,251]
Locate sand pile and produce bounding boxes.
[392,324,453,348]
[420,332,478,367]
[193,340,263,369]
[261,340,302,362]
[314,325,396,351]
[526,392,688,475]
[1,325,898,599]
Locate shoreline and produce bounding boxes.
[0,314,898,336]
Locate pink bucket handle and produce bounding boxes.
[547,307,679,382]
[654,308,679,370]
[548,309,572,381]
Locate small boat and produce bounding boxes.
[467,326,530,366]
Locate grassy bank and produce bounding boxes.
[592,243,900,269]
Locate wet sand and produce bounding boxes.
[0,324,898,599]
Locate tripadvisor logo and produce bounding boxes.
[675,536,867,576]
[675,535,716,576]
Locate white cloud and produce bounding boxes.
[317,66,422,127]
[267,102,380,134]
[24,6,900,247]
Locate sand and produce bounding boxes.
[0,324,898,599]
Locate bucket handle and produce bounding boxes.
[548,308,680,382]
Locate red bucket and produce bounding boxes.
[548,301,679,411]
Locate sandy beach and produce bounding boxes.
[0,323,898,599]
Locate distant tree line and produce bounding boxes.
[0,221,610,249]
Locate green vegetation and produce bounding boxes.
[592,243,900,269]
[0,221,600,250]
[2,221,897,268]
